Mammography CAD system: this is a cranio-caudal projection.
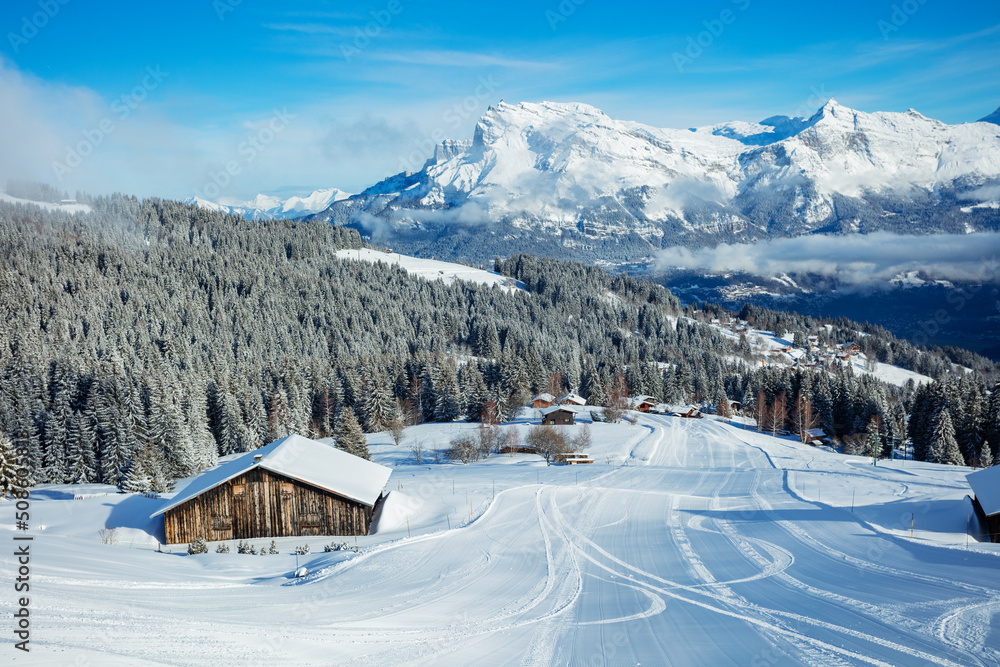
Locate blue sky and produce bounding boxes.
[1,0,998,201]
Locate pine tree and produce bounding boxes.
[980,440,994,468]
[0,432,26,498]
[929,410,964,466]
[363,376,395,432]
[333,409,369,460]
[66,413,97,484]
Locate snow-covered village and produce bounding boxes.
[3,1,1000,664]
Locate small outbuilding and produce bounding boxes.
[967,466,1000,543]
[532,393,556,409]
[629,395,658,413]
[151,434,392,544]
[558,393,587,406]
[541,405,579,426]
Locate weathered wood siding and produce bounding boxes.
[542,410,575,426]
[163,467,377,544]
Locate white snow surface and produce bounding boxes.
[0,192,92,214]
[967,465,1000,516]
[152,434,391,517]
[5,413,999,665]
[335,247,527,292]
[186,187,351,220]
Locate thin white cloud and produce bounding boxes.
[656,233,1000,285]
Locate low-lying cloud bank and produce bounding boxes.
[655,232,1000,285]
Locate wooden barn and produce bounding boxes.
[967,466,1000,543]
[151,434,392,545]
[532,393,556,409]
[629,395,658,413]
[541,405,578,426]
[558,393,587,406]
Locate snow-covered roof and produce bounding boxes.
[630,395,658,406]
[150,434,392,518]
[967,466,1000,516]
[541,405,581,416]
[532,393,556,403]
[558,393,586,405]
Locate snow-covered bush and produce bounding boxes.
[187,538,208,555]
[215,543,230,553]
[237,540,257,555]
[98,527,118,545]
[268,540,279,554]
[294,544,310,555]
[324,541,350,552]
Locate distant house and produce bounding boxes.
[558,393,587,406]
[150,434,391,544]
[531,393,556,409]
[801,428,830,446]
[541,405,579,426]
[840,342,861,355]
[629,395,658,412]
[968,466,1000,543]
[673,407,703,419]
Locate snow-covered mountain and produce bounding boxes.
[314,100,1000,263]
[188,187,351,221]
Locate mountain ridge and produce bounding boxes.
[310,100,1000,264]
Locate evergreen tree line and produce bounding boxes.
[0,194,994,495]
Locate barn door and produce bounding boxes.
[298,494,324,536]
[211,489,233,541]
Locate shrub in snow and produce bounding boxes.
[324,541,350,552]
[410,443,424,465]
[187,537,208,555]
[237,540,257,555]
[215,543,230,553]
[268,540,279,554]
[294,544,310,555]
[98,527,118,545]
[446,434,479,464]
[589,410,604,423]
[525,426,571,465]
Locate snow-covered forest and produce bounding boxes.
[0,195,997,496]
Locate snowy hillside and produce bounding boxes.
[5,413,998,665]
[335,247,526,292]
[316,100,1000,262]
[0,191,92,214]
[187,187,351,220]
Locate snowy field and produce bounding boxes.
[334,248,527,293]
[3,413,999,665]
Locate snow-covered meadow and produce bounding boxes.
[2,412,998,665]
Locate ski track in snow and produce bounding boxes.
[4,415,999,665]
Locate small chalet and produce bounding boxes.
[541,405,579,425]
[673,407,703,419]
[840,342,861,355]
[532,393,556,409]
[558,392,587,406]
[967,466,1000,543]
[629,395,658,413]
[151,434,392,545]
[801,428,830,446]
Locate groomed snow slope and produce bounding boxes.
[335,248,527,292]
[3,415,998,665]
